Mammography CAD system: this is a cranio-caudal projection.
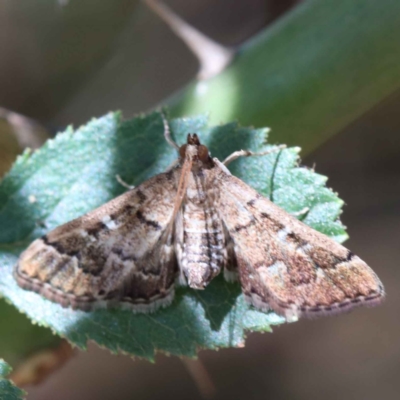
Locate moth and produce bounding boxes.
[14,117,384,322]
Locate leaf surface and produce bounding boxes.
[0,360,25,400]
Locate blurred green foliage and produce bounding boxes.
[0,360,25,400]
[168,0,400,155]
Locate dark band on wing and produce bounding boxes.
[233,219,256,233]
[136,210,162,230]
[111,246,137,262]
[41,234,79,258]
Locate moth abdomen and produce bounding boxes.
[180,199,227,289]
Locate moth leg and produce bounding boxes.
[222,145,286,166]
[115,174,135,190]
[290,207,310,218]
[222,225,239,282]
[161,111,180,151]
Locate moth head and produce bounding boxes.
[179,133,212,165]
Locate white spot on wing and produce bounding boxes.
[316,268,326,282]
[277,228,289,242]
[297,243,312,255]
[79,230,88,237]
[187,188,201,198]
[102,215,111,224]
[258,261,287,287]
[102,215,119,230]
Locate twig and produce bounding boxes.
[144,0,235,79]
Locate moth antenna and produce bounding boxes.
[161,111,179,151]
[171,156,193,222]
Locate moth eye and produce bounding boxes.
[179,144,187,158]
[198,145,209,162]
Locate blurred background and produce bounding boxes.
[1,0,400,399]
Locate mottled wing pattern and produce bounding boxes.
[214,162,384,321]
[15,170,179,312]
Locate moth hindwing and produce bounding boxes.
[14,129,384,322]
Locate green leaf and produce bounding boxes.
[0,360,26,400]
[0,111,346,359]
[167,0,400,156]
[0,300,59,367]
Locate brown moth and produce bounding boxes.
[14,118,384,322]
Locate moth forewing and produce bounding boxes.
[14,171,180,312]
[213,161,384,321]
